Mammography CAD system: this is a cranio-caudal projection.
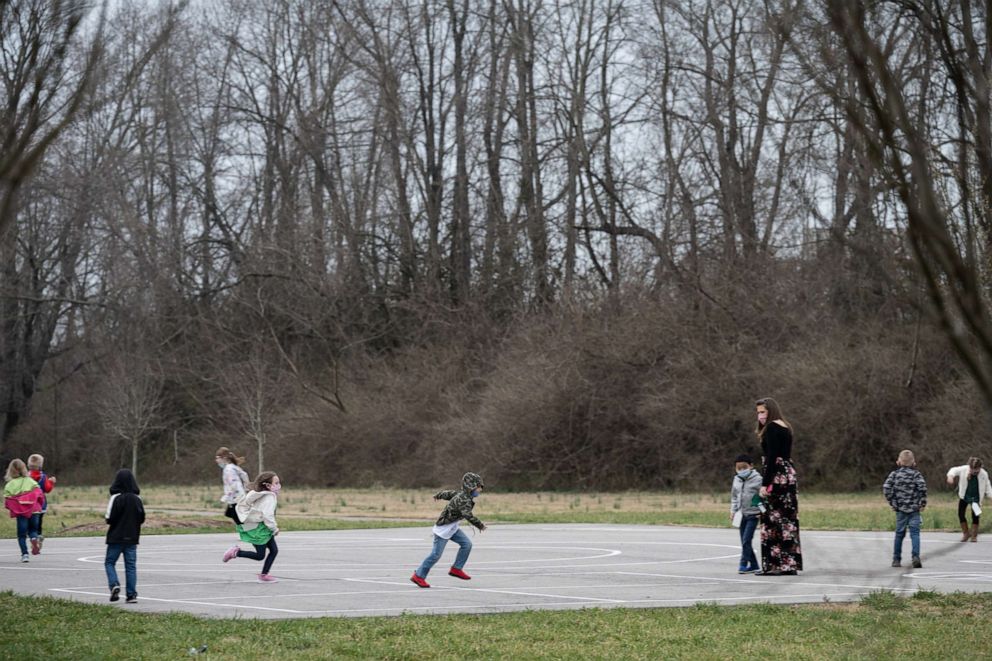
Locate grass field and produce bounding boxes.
[1,589,990,659]
[0,485,976,538]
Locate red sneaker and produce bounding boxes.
[410,573,430,588]
[30,538,40,555]
[448,567,471,580]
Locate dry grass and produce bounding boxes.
[0,485,969,537]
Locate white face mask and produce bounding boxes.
[737,469,751,478]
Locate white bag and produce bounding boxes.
[972,502,982,517]
[731,510,743,528]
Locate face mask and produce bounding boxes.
[757,412,768,425]
[268,484,281,495]
[737,469,751,478]
[471,490,479,498]
[216,460,226,468]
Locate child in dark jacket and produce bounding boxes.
[27,453,56,552]
[410,472,486,588]
[883,450,927,569]
[104,469,145,603]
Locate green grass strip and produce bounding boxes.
[1,590,990,659]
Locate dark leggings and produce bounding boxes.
[958,499,980,525]
[237,538,278,574]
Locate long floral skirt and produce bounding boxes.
[760,458,803,572]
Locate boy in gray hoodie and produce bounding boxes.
[730,454,763,574]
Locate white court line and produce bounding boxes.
[619,591,878,605]
[614,571,920,593]
[47,590,886,616]
[342,577,627,604]
[49,589,307,614]
[811,535,963,545]
[75,546,624,567]
[904,571,992,581]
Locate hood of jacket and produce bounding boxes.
[109,469,140,495]
[241,489,275,507]
[462,472,484,492]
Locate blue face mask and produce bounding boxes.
[471,490,480,498]
[737,469,751,478]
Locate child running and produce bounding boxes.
[883,450,927,568]
[105,468,145,603]
[27,454,56,552]
[215,447,249,522]
[223,471,280,582]
[3,459,43,562]
[410,472,486,588]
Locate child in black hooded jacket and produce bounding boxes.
[104,468,145,603]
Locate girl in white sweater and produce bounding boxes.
[222,471,280,582]
[947,457,992,542]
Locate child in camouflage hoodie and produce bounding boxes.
[883,450,927,569]
[410,472,486,588]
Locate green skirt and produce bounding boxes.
[236,523,274,545]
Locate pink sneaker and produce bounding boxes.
[222,545,239,563]
[257,573,279,583]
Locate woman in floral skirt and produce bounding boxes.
[755,397,803,575]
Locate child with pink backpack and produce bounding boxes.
[3,459,43,562]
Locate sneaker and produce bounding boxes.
[448,567,471,580]
[125,595,137,603]
[891,559,901,567]
[912,556,922,568]
[37,535,44,551]
[30,537,40,555]
[737,564,749,574]
[20,554,28,563]
[222,545,239,563]
[740,566,759,574]
[410,573,430,588]
[110,585,120,602]
[257,573,279,583]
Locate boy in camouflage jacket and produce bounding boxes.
[882,450,927,569]
[410,472,486,588]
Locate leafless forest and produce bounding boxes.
[2,0,991,490]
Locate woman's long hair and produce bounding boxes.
[755,396,790,437]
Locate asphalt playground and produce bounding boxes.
[1,524,989,619]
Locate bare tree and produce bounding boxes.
[804,1,992,408]
[99,356,164,479]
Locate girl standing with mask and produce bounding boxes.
[755,397,803,575]
[222,471,281,582]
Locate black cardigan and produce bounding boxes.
[760,422,793,487]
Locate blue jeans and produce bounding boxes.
[739,514,759,569]
[415,528,472,578]
[894,511,921,561]
[15,514,40,555]
[105,544,138,598]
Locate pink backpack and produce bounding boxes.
[4,486,43,517]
